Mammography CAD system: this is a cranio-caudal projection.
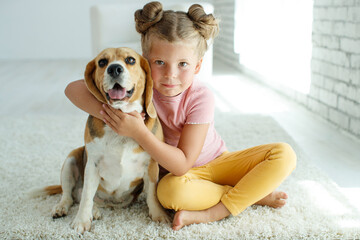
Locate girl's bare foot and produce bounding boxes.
[255,191,288,208]
[172,202,230,231]
[171,191,288,230]
[172,210,193,231]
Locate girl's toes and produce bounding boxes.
[275,199,287,208]
[279,192,288,200]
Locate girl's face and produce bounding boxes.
[146,39,202,97]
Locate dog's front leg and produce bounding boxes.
[145,160,170,223]
[71,160,100,234]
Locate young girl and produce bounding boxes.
[65,1,296,231]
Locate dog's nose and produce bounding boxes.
[107,64,123,78]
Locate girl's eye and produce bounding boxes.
[179,62,188,67]
[98,59,108,68]
[155,60,165,65]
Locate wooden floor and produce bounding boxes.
[1,59,359,210]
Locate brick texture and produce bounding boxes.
[213,0,240,70]
[213,0,360,139]
[311,0,360,138]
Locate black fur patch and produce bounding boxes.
[88,115,105,138]
[131,179,144,203]
[151,118,159,135]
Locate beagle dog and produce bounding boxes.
[41,48,169,233]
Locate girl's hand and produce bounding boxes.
[100,104,146,138]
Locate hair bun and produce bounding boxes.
[187,4,219,40]
[135,1,163,34]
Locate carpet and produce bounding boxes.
[0,112,359,239]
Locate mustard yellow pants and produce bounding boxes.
[157,142,297,216]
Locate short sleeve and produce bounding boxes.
[185,85,215,124]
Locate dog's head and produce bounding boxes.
[84,47,156,118]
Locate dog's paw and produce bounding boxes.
[92,206,102,220]
[52,202,70,219]
[71,215,92,234]
[152,214,171,224]
[150,209,171,223]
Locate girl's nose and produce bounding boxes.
[165,65,177,79]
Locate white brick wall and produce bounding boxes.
[213,0,360,139]
[213,0,240,69]
[311,0,360,139]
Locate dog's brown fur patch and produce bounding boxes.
[130,177,144,188]
[85,116,105,143]
[133,146,144,153]
[45,185,62,195]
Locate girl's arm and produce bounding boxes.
[140,121,209,176]
[101,106,209,176]
[65,80,208,176]
[64,80,103,119]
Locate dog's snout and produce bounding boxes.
[107,64,124,78]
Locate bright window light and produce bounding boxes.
[234,0,313,94]
[298,180,350,216]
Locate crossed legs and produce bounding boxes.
[157,143,297,230]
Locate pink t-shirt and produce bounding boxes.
[153,79,227,167]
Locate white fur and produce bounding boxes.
[103,60,143,112]
[52,156,78,218]
[70,127,144,232]
[90,126,149,197]
[103,61,134,92]
[70,125,170,233]
[55,55,170,233]
[112,99,143,113]
[144,173,170,222]
[103,60,133,92]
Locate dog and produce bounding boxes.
[34,47,170,233]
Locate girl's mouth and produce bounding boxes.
[162,84,177,88]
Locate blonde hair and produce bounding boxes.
[134,1,219,59]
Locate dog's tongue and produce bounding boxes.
[108,87,126,100]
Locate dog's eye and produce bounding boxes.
[125,57,136,65]
[98,59,108,68]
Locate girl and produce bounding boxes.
[65,1,296,231]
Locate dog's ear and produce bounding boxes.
[84,59,107,104]
[140,56,157,119]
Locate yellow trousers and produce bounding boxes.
[157,142,297,216]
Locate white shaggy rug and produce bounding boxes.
[0,112,359,240]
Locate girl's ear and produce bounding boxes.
[195,58,203,74]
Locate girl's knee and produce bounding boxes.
[273,142,297,172]
[157,174,189,210]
